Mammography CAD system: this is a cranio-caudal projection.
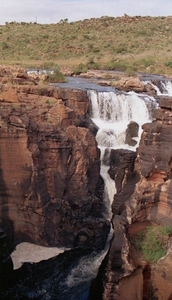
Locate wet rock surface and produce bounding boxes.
[125,121,139,146]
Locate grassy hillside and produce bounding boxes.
[1,15,172,76]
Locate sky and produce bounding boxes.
[0,0,172,25]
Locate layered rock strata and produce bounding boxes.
[91,96,172,299]
[0,81,109,249]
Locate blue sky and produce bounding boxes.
[0,0,172,24]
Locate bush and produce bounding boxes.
[2,42,9,49]
[141,58,155,68]
[164,60,172,68]
[72,63,88,75]
[46,67,67,83]
[86,57,100,70]
[131,225,172,264]
[125,66,137,76]
[40,61,56,69]
[104,60,129,71]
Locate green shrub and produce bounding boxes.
[92,47,100,53]
[141,227,165,263]
[88,43,94,50]
[141,58,155,67]
[72,63,88,75]
[2,41,9,49]
[104,60,129,71]
[42,34,49,39]
[164,60,172,68]
[83,34,89,39]
[45,99,54,106]
[159,225,172,235]
[86,57,100,69]
[46,67,67,83]
[115,45,127,54]
[125,66,137,76]
[40,61,57,69]
[131,225,172,264]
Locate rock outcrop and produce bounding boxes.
[1,66,172,299]
[112,76,157,96]
[0,79,110,250]
[0,65,37,85]
[90,96,172,299]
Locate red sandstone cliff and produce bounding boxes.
[0,67,109,249]
[1,67,172,299]
[92,96,172,300]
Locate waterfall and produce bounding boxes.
[87,89,158,219]
[144,80,172,96]
[100,148,117,220]
[62,89,158,294]
[88,90,157,150]
[164,81,172,95]
[64,250,107,288]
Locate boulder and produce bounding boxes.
[0,65,37,85]
[114,77,145,92]
[125,121,139,146]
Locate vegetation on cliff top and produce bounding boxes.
[44,66,67,83]
[1,16,172,76]
[131,225,172,264]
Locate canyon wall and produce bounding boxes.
[93,95,172,300]
[0,69,110,250]
[1,67,172,299]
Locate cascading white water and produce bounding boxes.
[165,81,172,95]
[88,90,157,151]
[99,147,117,219]
[144,80,172,96]
[63,89,158,291]
[87,89,158,220]
[64,250,107,288]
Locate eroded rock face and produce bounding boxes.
[114,77,145,92]
[125,121,139,147]
[128,97,172,227]
[0,83,110,249]
[150,250,172,300]
[0,65,37,85]
[91,96,172,299]
[89,149,139,300]
[108,149,140,215]
[112,76,157,96]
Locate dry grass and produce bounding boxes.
[1,16,172,76]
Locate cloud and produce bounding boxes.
[0,0,171,24]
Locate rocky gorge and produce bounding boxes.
[0,66,172,299]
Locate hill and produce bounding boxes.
[1,15,172,76]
